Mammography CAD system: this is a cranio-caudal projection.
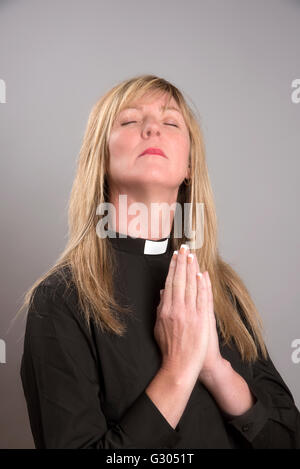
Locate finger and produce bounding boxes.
[193,255,208,314]
[185,251,197,309]
[163,251,178,308]
[194,253,201,273]
[204,271,216,331]
[196,271,208,317]
[204,271,214,314]
[172,244,189,305]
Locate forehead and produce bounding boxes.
[119,92,181,113]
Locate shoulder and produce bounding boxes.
[40,264,74,290]
[29,264,78,314]
[26,265,93,340]
[23,267,98,375]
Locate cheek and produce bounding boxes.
[170,135,190,164]
[108,129,122,155]
[108,131,138,178]
[108,129,136,157]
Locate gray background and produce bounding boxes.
[0,0,299,449]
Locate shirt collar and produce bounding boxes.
[106,229,172,256]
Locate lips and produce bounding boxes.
[139,147,167,158]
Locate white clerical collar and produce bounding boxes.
[106,229,171,256]
[143,238,169,255]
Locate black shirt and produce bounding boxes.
[20,231,300,448]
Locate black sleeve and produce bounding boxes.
[223,347,300,449]
[20,285,181,449]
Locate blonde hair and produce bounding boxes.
[15,74,268,363]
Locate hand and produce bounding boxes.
[193,256,225,383]
[155,244,210,385]
[159,253,225,384]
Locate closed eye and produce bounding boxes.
[121,121,178,127]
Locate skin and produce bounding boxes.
[107,90,190,239]
[157,246,224,383]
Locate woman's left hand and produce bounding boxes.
[193,258,225,383]
[160,254,226,383]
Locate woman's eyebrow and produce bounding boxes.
[120,105,181,114]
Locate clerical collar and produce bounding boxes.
[105,229,172,255]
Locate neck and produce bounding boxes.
[108,186,179,240]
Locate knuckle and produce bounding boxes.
[173,278,184,288]
[173,312,185,326]
[185,283,196,292]
[173,298,185,311]
[184,310,197,326]
[176,254,185,265]
[186,298,197,310]
[160,305,170,317]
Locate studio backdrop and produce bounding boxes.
[0,0,299,449]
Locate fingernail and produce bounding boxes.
[173,250,178,257]
[196,271,203,278]
[180,244,189,254]
[187,253,194,264]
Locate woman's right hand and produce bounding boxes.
[154,244,210,384]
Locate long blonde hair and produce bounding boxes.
[15,74,268,363]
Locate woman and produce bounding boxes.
[19,74,300,449]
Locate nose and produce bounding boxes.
[142,119,161,138]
